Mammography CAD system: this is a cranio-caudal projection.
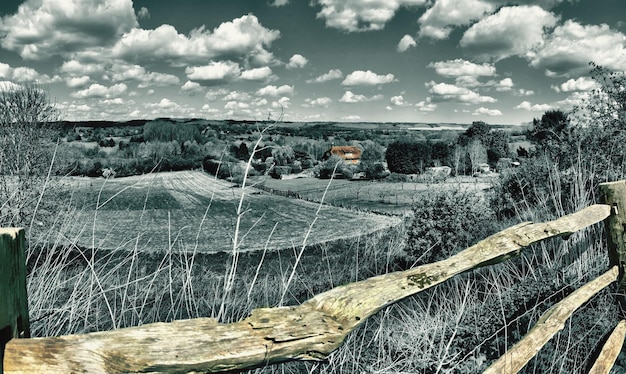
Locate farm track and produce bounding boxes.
[61,171,400,253]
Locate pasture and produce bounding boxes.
[59,170,400,253]
[250,175,494,214]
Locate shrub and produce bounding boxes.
[406,187,498,265]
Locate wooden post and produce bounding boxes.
[0,228,29,373]
[599,181,626,317]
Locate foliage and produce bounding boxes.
[316,155,354,179]
[405,187,498,265]
[143,119,203,143]
[385,140,432,174]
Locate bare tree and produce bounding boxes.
[467,140,487,175]
[0,82,59,226]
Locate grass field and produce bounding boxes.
[249,175,494,214]
[58,170,400,253]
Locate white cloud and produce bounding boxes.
[418,0,494,40]
[240,66,274,81]
[185,61,241,84]
[224,101,250,110]
[307,68,343,83]
[110,63,179,87]
[147,98,179,109]
[60,60,105,77]
[180,81,203,95]
[286,54,308,69]
[110,14,280,66]
[342,70,395,86]
[495,78,514,91]
[473,107,502,116]
[304,97,333,108]
[342,115,361,121]
[137,7,150,19]
[397,35,416,52]
[528,20,626,76]
[313,0,427,32]
[66,76,91,88]
[339,91,383,103]
[223,91,252,101]
[0,0,138,59]
[390,95,408,106]
[552,77,598,93]
[514,88,535,96]
[427,81,497,104]
[205,88,229,101]
[514,100,554,111]
[416,99,437,112]
[70,83,128,99]
[256,84,294,97]
[428,59,496,77]
[460,5,558,61]
[270,0,289,6]
[272,97,291,109]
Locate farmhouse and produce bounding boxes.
[322,145,362,164]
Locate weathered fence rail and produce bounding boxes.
[1,181,626,373]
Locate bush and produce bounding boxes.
[406,187,498,265]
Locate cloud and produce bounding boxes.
[185,61,241,84]
[514,88,535,96]
[427,81,497,104]
[460,5,558,61]
[66,76,91,88]
[514,100,554,111]
[286,54,308,69]
[342,115,361,121]
[205,88,229,101]
[495,78,514,91]
[110,63,180,87]
[551,77,597,92]
[416,99,437,112]
[110,14,280,66]
[272,97,291,109]
[256,84,294,96]
[0,62,60,83]
[0,81,23,92]
[70,83,128,99]
[304,97,333,107]
[307,68,343,83]
[240,66,274,81]
[390,95,408,106]
[339,91,383,103]
[270,0,289,6]
[418,0,494,40]
[146,98,179,109]
[0,0,138,59]
[224,101,250,110]
[312,0,426,32]
[223,91,252,101]
[180,81,203,95]
[473,107,502,116]
[397,35,416,52]
[137,7,150,19]
[428,59,496,77]
[527,20,626,76]
[60,60,105,77]
[342,70,395,86]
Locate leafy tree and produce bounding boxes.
[467,140,487,174]
[271,145,295,166]
[406,187,497,265]
[485,130,511,163]
[385,140,431,174]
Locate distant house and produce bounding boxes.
[322,145,362,164]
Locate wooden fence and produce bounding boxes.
[1,181,626,373]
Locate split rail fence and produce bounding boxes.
[2,181,626,373]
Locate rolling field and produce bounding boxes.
[59,170,400,253]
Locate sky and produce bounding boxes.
[0,0,624,125]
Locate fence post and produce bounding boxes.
[0,228,29,373]
[599,181,626,317]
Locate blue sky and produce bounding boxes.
[0,0,624,125]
